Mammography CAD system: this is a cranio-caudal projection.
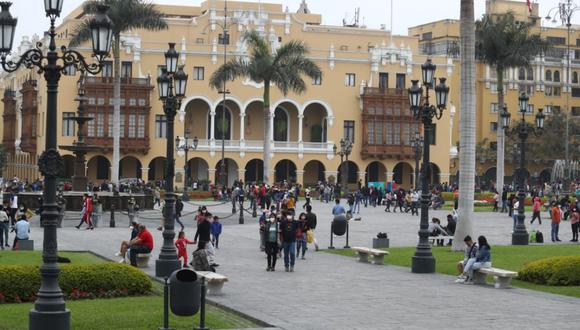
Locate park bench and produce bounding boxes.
[136,253,151,268]
[16,239,34,250]
[428,235,449,246]
[351,247,389,265]
[473,267,518,289]
[194,271,229,295]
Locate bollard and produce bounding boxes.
[109,203,116,228]
[239,203,244,224]
[344,221,350,249]
[252,200,257,218]
[194,277,209,330]
[159,277,174,330]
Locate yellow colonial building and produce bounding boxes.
[1,0,456,190]
[410,0,580,188]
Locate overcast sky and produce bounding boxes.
[8,0,580,47]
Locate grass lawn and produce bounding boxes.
[0,251,105,266]
[0,296,258,330]
[440,201,534,212]
[327,245,580,298]
[0,251,260,329]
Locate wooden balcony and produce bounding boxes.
[363,87,407,97]
[360,144,415,160]
[85,76,151,86]
[84,137,150,154]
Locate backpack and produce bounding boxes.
[536,231,544,243]
[529,230,537,243]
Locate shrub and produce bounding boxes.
[519,256,580,286]
[0,263,152,304]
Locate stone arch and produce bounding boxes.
[304,160,325,186]
[337,160,359,186]
[393,162,413,189]
[214,158,239,187]
[425,162,441,186]
[210,102,234,140]
[184,97,212,141]
[148,157,167,181]
[553,70,561,82]
[243,100,265,141]
[87,155,111,181]
[274,101,300,142]
[245,158,264,183]
[119,156,142,179]
[301,99,334,119]
[274,106,291,141]
[188,157,209,183]
[303,101,329,143]
[539,168,551,184]
[365,161,387,184]
[62,155,75,180]
[275,159,297,183]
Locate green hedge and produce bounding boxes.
[0,263,152,304]
[519,256,580,286]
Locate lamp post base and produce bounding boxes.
[155,259,181,278]
[182,191,189,201]
[30,308,70,330]
[411,255,436,274]
[512,231,529,245]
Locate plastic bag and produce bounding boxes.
[306,229,313,244]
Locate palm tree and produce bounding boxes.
[453,0,476,251]
[475,12,546,213]
[70,0,167,185]
[209,30,321,184]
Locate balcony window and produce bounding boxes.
[62,112,75,136]
[121,61,132,79]
[128,114,136,138]
[138,115,145,138]
[554,70,561,82]
[193,66,204,81]
[545,70,552,81]
[396,73,406,89]
[102,61,113,78]
[312,74,321,85]
[96,113,105,137]
[344,120,355,143]
[155,115,167,138]
[345,73,356,87]
[490,121,498,132]
[491,103,499,113]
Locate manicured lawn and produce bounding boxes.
[327,245,580,298]
[0,251,105,266]
[0,251,261,329]
[0,296,259,330]
[440,201,534,212]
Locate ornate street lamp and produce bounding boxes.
[0,2,112,329]
[176,129,198,201]
[334,138,353,197]
[411,132,423,189]
[156,43,188,277]
[407,59,450,274]
[501,93,544,245]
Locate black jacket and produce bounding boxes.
[194,220,211,243]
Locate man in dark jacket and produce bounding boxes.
[305,205,318,251]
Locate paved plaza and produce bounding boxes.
[25,200,579,329]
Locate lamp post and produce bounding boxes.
[411,132,423,190]
[333,138,353,197]
[155,43,188,277]
[0,2,112,329]
[407,59,450,274]
[176,129,198,201]
[218,0,230,190]
[500,93,545,245]
[545,0,579,181]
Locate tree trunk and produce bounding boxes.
[496,68,505,209]
[453,0,476,251]
[262,81,271,184]
[111,35,121,185]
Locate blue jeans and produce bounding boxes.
[296,237,307,257]
[551,223,559,241]
[512,214,518,232]
[352,201,360,214]
[0,222,8,246]
[282,241,296,267]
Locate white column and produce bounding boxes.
[298,114,304,143]
[269,112,275,142]
[240,113,245,141]
[209,111,216,140]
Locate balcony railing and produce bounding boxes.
[187,139,332,154]
[363,87,407,96]
[84,76,151,85]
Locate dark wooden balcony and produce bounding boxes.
[361,144,415,160]
[363,87,407,96]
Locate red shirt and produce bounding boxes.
[138,229,154,250]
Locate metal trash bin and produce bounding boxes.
[332,214,348,236]
[169,268,200,316]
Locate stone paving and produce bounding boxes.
[22,199,579,330]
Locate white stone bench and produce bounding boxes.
[351,247,389,265]
[136,253,151,268]
[17,239,34,250]
[195,270,229,295]
[428,235,449,246]
[473,267,518,289]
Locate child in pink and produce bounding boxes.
[175,231,194,267]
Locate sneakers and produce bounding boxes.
[301,256,306,260]
[114,252,122,257]
[454,278,466,283]
[285,267,289,272]
[290,266,294,272]
[266,267,271,271]
[315,244,319,252]
[118,259,125,263]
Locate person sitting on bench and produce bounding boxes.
[128,224,153,267]
[115,221,139,263]
[428,217,448,246]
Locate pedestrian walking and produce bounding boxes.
[175,231,194,268]
[551,203,562,242]
[280,214,299,272]
[296,213,308,260]
[264,213,280,271]
[211,216,222,249]
[305,204,318,251]
[0,205,9,249]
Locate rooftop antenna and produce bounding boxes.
[343,7,360,27]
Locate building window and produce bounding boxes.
[376,121,383,145]
[518,68,525,80]
[96,113,105,137]
[402,122,410,145]
[368,122,375,144]
[344,120,355,143]
[345,73,356,87]
[379,73,388,89]
[396,73,406,89]
[31,113,37,137]
[573,72,579,84]
[490,122,498,132]
[490,142,497,151]
[312,74,322,85]
[121,61,132,79]
[554,70,561,82]
[62,112,75,136]
[193,66,204,80]
[385,122,393,145]
[120,114,125,137]
[572,107,580,116]
[102,61,112,77]
[547,36,566,45]
[87,115,95,137]
[137,115,145,138]
[518,84,534,96]
[128,114,136,138]
[155,115,167,138]
[218,33,230,45]
[545,70,552,81]
[527,67,534,81]
[572,88,580,98]
[491,103,499,113]
[526,104,534,114]
[393,124,401,145]
[157,65,166,77]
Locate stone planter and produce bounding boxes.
[372,237,389,249]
